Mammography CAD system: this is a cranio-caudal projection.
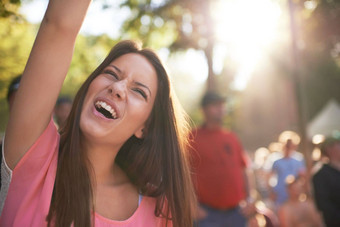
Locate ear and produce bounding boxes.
[134,126,145,139]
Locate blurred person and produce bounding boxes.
[0,0,196,226]
[262,142,284,211]
[253,147,271,204]
[279,175,322,227]
[6,75,22,111]
[264,133,304,172]
[1,75,22,190]
[277,131,303,160]
[54,96,72,129]
[190,91,253,227]
[264,142,284,171]
[241,200,279,227]
[269,137,306,208]
[312,135,340,227]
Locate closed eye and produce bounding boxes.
[103,70,118,80]
[133,88,148,100]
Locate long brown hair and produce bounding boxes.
[47,40,196,227]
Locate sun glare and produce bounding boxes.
[212,0,282,90]
[171,49,208,83]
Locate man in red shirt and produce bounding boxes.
[190,92,251,227]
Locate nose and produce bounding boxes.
[108,80,127,100]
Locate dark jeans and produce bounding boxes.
[195,204,247,227]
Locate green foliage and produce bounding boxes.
[120,0,215,57]
[0,0,22,18]
[120,4,179,49]
[0,17,35,134]
[295,0,340,119]
[0,17,117,133]
[0,17,35,98]
[62,35,115,97]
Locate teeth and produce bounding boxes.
[95,101,117,119]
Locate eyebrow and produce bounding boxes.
[109,64,152,97]
[110,65,122,73]
[135,81,151,96]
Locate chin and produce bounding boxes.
[79,113,99,138]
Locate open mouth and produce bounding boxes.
[95,101,117,119]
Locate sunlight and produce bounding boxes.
[212,0,282,90]
[278,130,301,145]
[20,0,129,39]
[254,147,270,167]
[166,49,208,112]
[169,49,208,83]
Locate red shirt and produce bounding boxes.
[189,127,247,209]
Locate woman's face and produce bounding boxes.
[80,53,158,147]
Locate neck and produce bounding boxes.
[204,121,222,130]
[85,141,128,187]
[283,149,293,158]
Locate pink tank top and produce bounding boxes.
[0,120,171,226]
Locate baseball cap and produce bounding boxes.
[201,92,226,107]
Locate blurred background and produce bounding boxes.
[1,0,340,155]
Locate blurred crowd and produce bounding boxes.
[254,129,340,227]
[189,91,340,227]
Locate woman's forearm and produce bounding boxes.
[4,0,92,169]
[43,0,92,35]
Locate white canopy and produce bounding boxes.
[307,99,340,139]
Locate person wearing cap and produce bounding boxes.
[190,91,251,227]
[6,75,22,111]
[312,135,340,227]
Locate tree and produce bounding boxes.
[0,16,117,133]
[296,0,340,119]
[119,0,217,91]
[62,34,116,96]
[0,16,36,133]
[0,0,21,18]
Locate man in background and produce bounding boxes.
[190,92,253,227]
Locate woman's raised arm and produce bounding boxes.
[4,0,92,169]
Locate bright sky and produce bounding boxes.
[20,0,129,38]
[212,0,282,90]
[21,0,284,91]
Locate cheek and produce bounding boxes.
[87,78,102,93]
[83,78,105,107]
[82,92,92,114]
[131,100,154,121]
[127,97,155,130]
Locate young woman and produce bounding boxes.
[0,0,195,226]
